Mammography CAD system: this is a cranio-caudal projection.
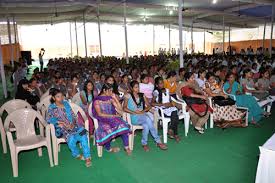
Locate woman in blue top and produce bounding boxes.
[223,72,270,124]
[47,88,91,167]
[123,80,167,152]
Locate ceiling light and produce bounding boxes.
[212,0,217,4]
[169,10,173,15]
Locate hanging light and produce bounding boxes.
[212,0,218,4]
[169,10,173,15]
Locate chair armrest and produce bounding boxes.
[154,106,165,119]
[171,97,187,113]
[208,97,213,108]
[49,124,57,140]
[45,125,51,138]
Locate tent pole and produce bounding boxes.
[74,20,79,57]
[7,17,14,68]
[153,25,155,55]
[263,21,266,52]
[123,2,129,64]
[83,12,88,58]
[222,15,225,54]
[178,0,184,68]
[0,38,8,98]
[169,24,171,53]
[69,22,73,57]
[270,3,274,57]
[97,4,103,59]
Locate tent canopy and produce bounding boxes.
[0,0,274,30]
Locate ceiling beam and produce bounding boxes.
[231,0,273,5]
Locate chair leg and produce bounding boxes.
[163,122,168,144]
[58,144,61,152]
[38,148,43,157]
[184,115,190,137]
[0,129,7,154]
[210,114,214,128]
[267,104,271,113]
[97,145,103,157]
[131,131,135,150]
[46,143,54,167]
[10,151,18,177]
[52,139,58,166]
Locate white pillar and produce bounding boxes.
[97,5,103,58]
[7,17,14,68]
[169,24,171,53]
[123,2,129,64]
[69,22,73,57]
[15,23,20,60]
[13,16,18,62]
[203,29,206,53]
[74,20,79,57]
[0,38,8,98]
[222,16,225,53]
[153,25,155,55]
[191,20,194,53]
[83,12,88,58]
[270,3,274,57]
[178,0,184,68]
[263,21,266,50]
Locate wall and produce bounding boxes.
[210,39,275,53]
[1,43,21,65]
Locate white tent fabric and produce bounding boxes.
[255,133,275,183]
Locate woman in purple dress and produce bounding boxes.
[92,83,132,155]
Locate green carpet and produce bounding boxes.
[0,115,274,183]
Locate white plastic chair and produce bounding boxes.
[4,109,53,177]
[50,102,89,166]
[40,89,50,101]
[223,89,249,126]
[71,92,81,105]
[0,99,32,154]
[37,95,52,119]
[124,112,144,150]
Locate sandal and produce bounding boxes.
[174,135,181,143]
[156,143,168,150]
[142,145,150,152]
[194,127,204,134]
[124,147,132,156]
[107,147,120,153]
[76,155,85,161]
[168,129,175,139]
[85,158,92,167]
[263,112,271,117]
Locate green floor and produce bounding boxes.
[0,115,274,183]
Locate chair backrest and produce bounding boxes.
[37,95,52,118]
[72,92,81,105]
[40,89,50,101]
[0,99,32,117]
[88,103,98,129]
[4,109,46,139]
[70,102,87,121]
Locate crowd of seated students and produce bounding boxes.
[12,53,275,167]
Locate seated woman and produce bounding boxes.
[79,80,97,136]
[164,71,178,98]
[92,83,131,155]
[118,74,131,94]
[123,80,167,152]
[204,72,246,128]
[257,69,275,100]
[223,72,269,125]
[152,77,180,142]
[179,72,212,134]
[15,79,40,107]
[47,88,91,167]
[139,74,155,103]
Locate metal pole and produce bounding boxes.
[74,20,79,57]
[83,12,88,58]
[229,25,231,55]
[123,2,129,64]
[222,16,225,53]
[0,38,8,98]
[15,23,20,60]
[169,24,171,53]
[153,25,155,55]
[69,22,73,57]
[203,29,206,53]
[97,5,103,58]
[13,16,18,62]
[270,3,274,57]
[7,17,14,68]
[178,0,184,68]
[263,21,266,51]
[191,20,194,53]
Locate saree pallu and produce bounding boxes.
[92,96,130,146]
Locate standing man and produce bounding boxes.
[39,48,45,71]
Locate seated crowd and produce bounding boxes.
[12,53,275,167]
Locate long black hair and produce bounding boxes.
[105,75,119,95]
[83,80,94,102]
[99,83,113,96]
[129,80,145,109]
[184,72,193,81]
[154,77,165,103]
[49,88,62,103]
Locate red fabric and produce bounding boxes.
[181,86,212,113]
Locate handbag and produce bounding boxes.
[212,96,235,106]
[182,96,209,117]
